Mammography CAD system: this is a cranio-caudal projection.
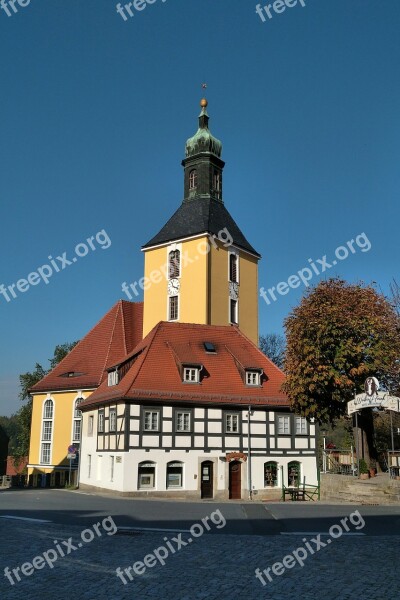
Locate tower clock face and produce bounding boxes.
[229,282,239,300]
[168,278,180,295]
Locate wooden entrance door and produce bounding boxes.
[201,461,213,499]
[229,460,241,499]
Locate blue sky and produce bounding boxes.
[0,0,399,415]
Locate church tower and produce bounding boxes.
[141,99,260,343]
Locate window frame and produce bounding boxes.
[43,399,53,420]
[225,412,240,434]
[264,461,279,488]
[143,409,161,432]
[168,250,181,279]
[168,295,179,321]
[166,462,184,488]
[245,370,261,386]
[213,170,221,199]
[189,169,198,190]
[295,416,308,435]
[174,409,192,432]
[183,367,200,383]
[230,298,238,324]
[40,443,51,465]
[229,252,238,283]
[277,414,291,435]
[138,462,156,489]
[98,411,105,433]
[109,408,117,432]
[42,420,52,441]
[108,370,119,386]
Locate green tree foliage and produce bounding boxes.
[283,279,400,462]
[259,333,286,370]
[7,341,78,461]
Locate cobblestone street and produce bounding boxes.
[0,518,397,600]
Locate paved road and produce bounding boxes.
[0,489,399,599]
[1,488,400,535]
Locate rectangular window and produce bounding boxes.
[88,454,92,478]
[42,421,52,441]
[226,413,239,433]
[109,409,117,432]
[246,371,260,386]
[144,410,160,432]
[88,415,94,436]
[230,299,238,324]
[73,420,81,441]
[169,296,179,321]
[110,456,114,482]
[167,463,183,488]
[41,443,51,464]
[98,412,104,433]
[138,464,155,489]
[176,411,191,432]
[295,416,308,435]
[278,415,290,435]
[108,371,119,386]
[183,367,199,383]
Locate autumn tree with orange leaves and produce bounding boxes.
[283,279,400,464]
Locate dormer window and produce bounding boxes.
[108,370,119,386]
[189,169,197,189]
[183,367,200,383]
[246,370,261,386]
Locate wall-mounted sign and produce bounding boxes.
[226,452,247,462]
[347,378,400,415]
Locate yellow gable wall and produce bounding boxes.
[142,236,209,337]
[28,389,94,473]
[142,235,259,344]
[209,242,259,344]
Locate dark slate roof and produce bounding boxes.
[142,198,260,257]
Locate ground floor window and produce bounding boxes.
[138,462,156,489]
[288,461,301,487]
[41,443,51,464]
[166,462,183,488]
[264,461,278,487]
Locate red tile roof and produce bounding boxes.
[80,322,288,409]
[30,301,143,393]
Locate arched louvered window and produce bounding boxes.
[169,250,180,279]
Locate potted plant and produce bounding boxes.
[369,460,377,478]
[359,458,370,480]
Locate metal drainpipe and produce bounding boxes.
[248,405,252,500]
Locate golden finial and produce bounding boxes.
[200,98,208,108]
